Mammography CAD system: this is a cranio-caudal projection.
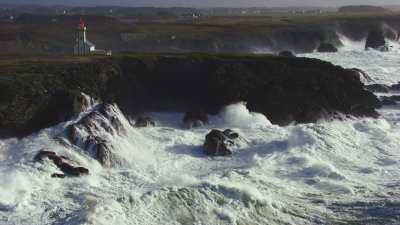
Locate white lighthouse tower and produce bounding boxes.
[74,19,95,56]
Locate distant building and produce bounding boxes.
[73,19,111,56]
[179,13,201,20]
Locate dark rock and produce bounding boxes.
[317,43,338,53]
[365,30,388,51]
[223,129,239,139]
[95,142,113,167]
[51,173,66,178]
[73,93,95,115]
[365,84,390,93]
[60,165,89,176]
[110,116,125,134]
[34,150,89,177]
[27,91,94,138]
[97,104,125,132]
[349,68,374,83]
[204,129,239,156]
[134,117,156,127]
[63,103,129,167]
[183,110,208,128]
[0,55,381,137]
[278,50,295,57]
[66,124,81,145]
[34,150,57,162]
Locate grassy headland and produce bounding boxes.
[0,11,399,55]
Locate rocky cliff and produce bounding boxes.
[0,54,380,138]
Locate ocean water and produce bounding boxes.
[1,39,400,225]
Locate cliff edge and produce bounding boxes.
[0,54,380,137]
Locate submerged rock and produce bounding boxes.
[183,111,208,128]
[317,43,338,53]
[34,150,89,178]
[134,117,156,127]
[365,30,388,51]
[203,129,239,156]
[278,50,295,57]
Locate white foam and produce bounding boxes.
[0,169,33,208]
[337,32,366,52]
[215,102,272,128]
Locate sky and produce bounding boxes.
[2,0,399,8]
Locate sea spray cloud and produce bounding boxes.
[219,102,272,128]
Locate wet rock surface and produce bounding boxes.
[349,68,374,83]
[34,150,89,178]
[203,129,239,156]
[62,103,129,167]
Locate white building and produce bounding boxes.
[74,19,111,56]
[74,19,95,55]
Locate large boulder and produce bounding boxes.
[317,43,338,53]
[203,129,239,156]
[34,150,89,178]
[61,103,130,167]
[365,30,388,51]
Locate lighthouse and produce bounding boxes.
[73,19,95,56]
